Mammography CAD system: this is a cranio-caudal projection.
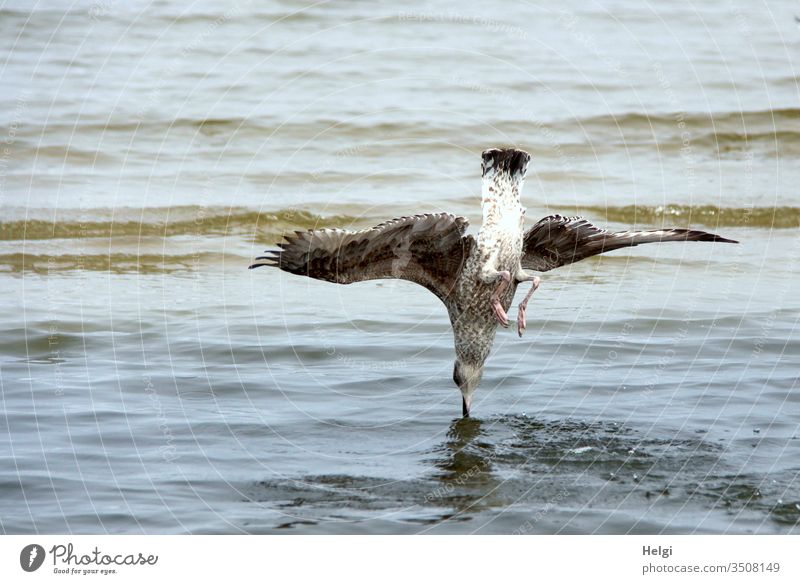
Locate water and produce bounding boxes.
[1,0,799,534]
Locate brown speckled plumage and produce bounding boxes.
[251,148,738,417]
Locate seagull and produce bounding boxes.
[250,148,738,417]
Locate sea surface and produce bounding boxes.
[1,0,799,534]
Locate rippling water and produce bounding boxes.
[2,0,799,534]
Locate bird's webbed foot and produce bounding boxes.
[516,273,541,337]
[488,270,512,327]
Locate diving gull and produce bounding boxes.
[250,148,738,417]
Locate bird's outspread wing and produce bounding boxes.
[250,213,475,302]
[521,215,738,272]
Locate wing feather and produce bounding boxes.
[522,215,738,272]
[250,213,474,302]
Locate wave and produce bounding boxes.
[0,252,234,274]
[2,203,796,244]
[0,207,361,241]
[698,131,800,152]
[146,10,322,25]
[574,108,800,154]
[580,107,800,130]
[8,116,265,139]
[0,6,322,23]
[581,204,799,229]
[13,107,799,145]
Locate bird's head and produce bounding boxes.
[453,360,484,417]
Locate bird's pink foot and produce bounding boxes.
[492,298,510,328]
[489,270,512,327]
[516,276,540,338]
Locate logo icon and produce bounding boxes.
[20,544,45,572]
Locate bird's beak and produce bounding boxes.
[461,395,472,417]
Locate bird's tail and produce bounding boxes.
[481,148,530,182]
